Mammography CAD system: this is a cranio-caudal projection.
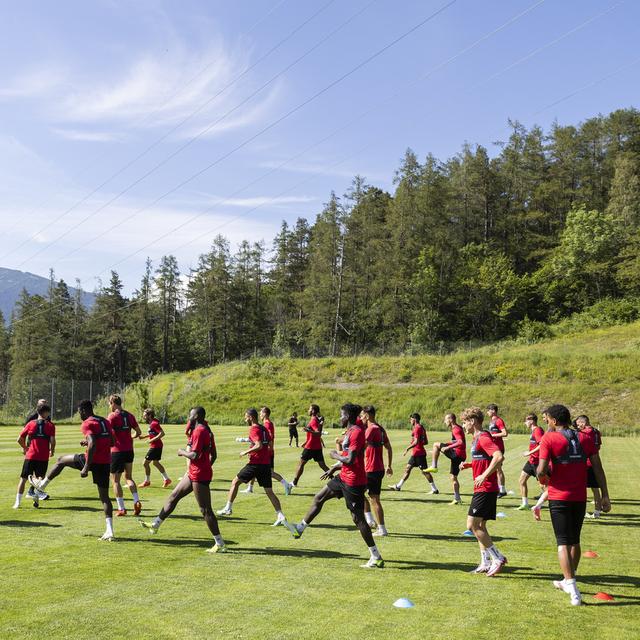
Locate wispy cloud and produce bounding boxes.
[186,192,316,208]
[51,128,126,142]
[0,67,67,100]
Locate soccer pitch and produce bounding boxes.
[1,425,638,640]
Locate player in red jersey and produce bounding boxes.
[537,404,610,606]
[217,408,295,529]
[14,402,55,509]
[425,413,466,504]
[29,399,116,540]
[516,413,545,510]
[291,404,329,488]
[242,407,292,496]
[140,406,225,553]
[139,408,171,488]
[388,413,438,494]
[361,405,393,536]
[486,404,508,497]
[459,406,507,577]
[574,415,604,519]
[107,394,143,516]
[289,403,384,568]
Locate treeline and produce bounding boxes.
[2,108,640,389]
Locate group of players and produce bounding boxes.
[15,395,610,605]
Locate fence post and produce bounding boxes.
[29,380,33,409]
[51,379,55,418]
[89,379,93,402]
[70,379,75,419]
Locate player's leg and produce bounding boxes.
[450,463,462,504]
[291,458,307,486]
[111,470,127,515]
[549,501,583,604]
[217,474,243,515]
[123,462,142,515]
[420,457,439,493]
[141,475,193,533]
[315,451,330,473]
[370,494,387,536]
[425,442,442,473]
[497,466,507,497]
[96,480,115,541]
[192,481,225,552]
[518,469,530,509]
[152,459,171,486]
[270,469,292,495]
[298,485,336,528]
[241,479,255,494]
[30,453,77,490]
[364,496,376,529]
[141,458,152,486]
[389,462,412,490]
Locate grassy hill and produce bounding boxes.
[124,321,640,435]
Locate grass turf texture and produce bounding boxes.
[1,426,638,640]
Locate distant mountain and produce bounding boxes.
[0,267,95,324]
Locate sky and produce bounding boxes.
[1,0,638,295]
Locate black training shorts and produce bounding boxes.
[549,500,586,546]
[21,459,48,480]
[586,467,600,489]
[110,450,134,474]
[327,477,366,513]
[237,464,272,488]
[366,470,384,496]
[468,491,498,521]
[522,461,538,478]
[145,448,163,461]
[408,454,428,469]
[443,448,464,476]
[72,454,111,488]
[301,448,325,464]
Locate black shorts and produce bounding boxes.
[327,477,366,513]
[110,450,134,473]
[549,500,587,546]
[586,467,600,488]
[443,448,463,476]
[468,491,498,521]
[289,428,299,438]
[301,448,325,464]
[237,464,272,488]
[408,454,428,469]
[72,454,111,488]
[522,461,538,478]
[270,454,275,470]
[20,459,48,479]
[145,448,163,461]
[366,470,384,496]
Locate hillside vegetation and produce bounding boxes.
[129,321,640,435]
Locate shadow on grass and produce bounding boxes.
[391,531,517,542]
[581,592,640,607]
[515,571,640,589]
[49,505,103,512]
[0,520,62,528]
[387,559,531,572]
[113,536,229,548]
[230,546,361,560]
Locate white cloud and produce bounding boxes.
[0,67,67,101]
[186,192,316,208]
[51,128,126,142]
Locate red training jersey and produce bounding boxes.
[528,426,545,465]
[187,423,213,482]
[148,419,164,448]
[20,419,56,461]
[450,424,466,460]
[303,416,323,451]
[340,424,367,486]
[248,423,272,465]
[411,423,428,456]
[264,418,275,454]
[489,417,506,452]
[108,410,138,453]
[581,426,602,468]
[81,416,113,464]
[539,430,597,502]
[364,423,388,473]
[470,431,501,493]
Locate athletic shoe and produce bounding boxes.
[162,479,172,488]
[424,467,438,474]
[585,512,600,519]
[486,557,507,577]
[470,563,490,574]
[99,532,114,541]
[32,499,39,509]
[216,507,232,516]
[27,474,42,490]
[116,509,127,517]
[367,521,377,530]
[133,501,142,516]
[497,491,507,498]
[449,499,462,505]
[360,557,385,569]
[284,482,292,496]
[388,484,401,491]
[27,487,36,498]
[373,529,388,537]
[12,502,19,509]
[139,480,151,488]
[516,504,529,511]
[241,486,254,494]
[553,579,582,606]
[272,514,287,527]
[429,489,440,495]
[285,521,303,539]
[36,488,49,500]
[207,544,227,553]
[531,506,542,521]
[139,520,158,534]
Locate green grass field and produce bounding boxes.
[1,425,638,640]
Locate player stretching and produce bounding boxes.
[361,406,392,536]
[460,406,507,576]
[30,399,116,540]
[486,404,508,497]
[425,413,466,504]
[289,403,384,569]
[217,408,294,529]
[14,403,55,509]
[389,413,438,494]
[291,404,329,488]
[537,404,610,606]
[516,413,544,510]
[288,412,299,447]
[107,394,143,516]
[242,407,292,495]
[139,408,171,488]
[575,415,604,519]
[140,406,225,553]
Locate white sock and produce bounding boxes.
[145,475,151,482]
[377,524,388,535]
[15,493,23,505]
[481,549,491,564]
[105,517,114,535]
[564,578,579,595]
[160,472,169,481]
[116,497,125,510]
[499,484,506,493]
[214,534,224,546]
[39,477,50,489]
[487,545,503,561]
[534,496,545,509]
[365,511,376,526]
[454,491,461,501]
[368,544,381,560]
[225,501,233,511]
[299,520,308,531]
[152,516,163,529]
[396,478,405,488]
[430,482,438,491]
[276,510,285,520]
[522,497,529,506]
[131,490,140,502]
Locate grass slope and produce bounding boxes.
[138,322,640,434]
[1,426,638,640]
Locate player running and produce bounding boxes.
[516,413,545,510]
[388,413,438,494]
[537,404,610,606]
[242,407,292,495]
[361,405,392,536]
[139,408,172,488]
[140,406,225,553]
[575,415,604,519]
[460,406,507,577]
[217,408,294,529]
[288,412,299,447]
[29,399,116,541]
[107,394,143,516]
[14,402,55,509]
[486,404,508,497]
[425,413,466,504]
[291,404,329,488]
[288,403,385,569]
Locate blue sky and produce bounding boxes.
[1,0,638,295]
